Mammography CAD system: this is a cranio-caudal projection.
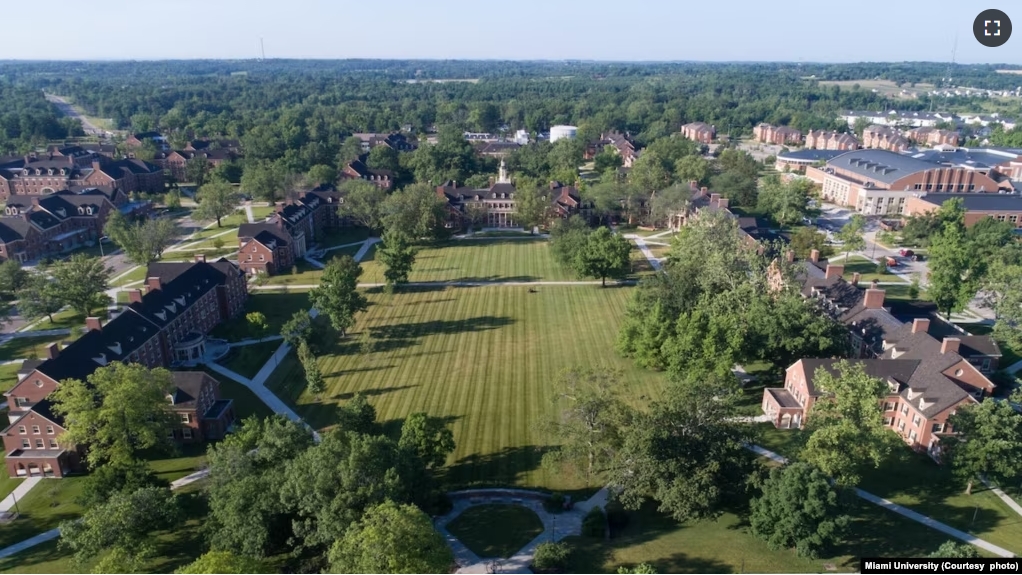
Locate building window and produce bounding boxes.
[898,420,906,431]
[34,439,44,449]
[17,426,26,435]
[932,423,944,434]
[901,404,909,415]
[49,439,58,449]
[884,402,895,411]
[912,415,921,427]
[883,417,893,425]
[909,430,918,442]
[31,425,40,434]
[182,428,193,439]
[180,413,191,424]
[21,439,30,449]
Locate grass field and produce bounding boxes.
[219,340,282,379]
[0,336,67,363]
[446,504,544,558]
[358,238,579,284]
[881,283,930,301]
[109,265,146,287]
[0,477,86,551]
[317,227,372,249]
[263,247,361,286]
[211,292,312,341]
[0,452,23,502]
[815,79,935,99]
[264,285,666,491]
[839,255,906,283]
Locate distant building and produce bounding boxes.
[862,125,910,152]
[804,130,859,151]
[774,149,845,173]
[904,193,1022,229]
[680,122,715,144]
[352,133,417,153]
[549,125,578,143]
[0,191,119,262]
[753,123,802,145]
[125,132,169,150]
[840,110,953,128]
[477,141,521,157]
[905,127,960,148]
[513,130,530,145]
[585,131,639,167]
[237,188,345,276]
[340,157,394,190]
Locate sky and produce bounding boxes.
[2,0,1018,64]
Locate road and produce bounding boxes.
[44,93,107,137]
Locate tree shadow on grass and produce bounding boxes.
[321,364,398,379]
[363,315,514,353]
[379,414,462,441]
[440,445,555,491]
[328,384,418,402]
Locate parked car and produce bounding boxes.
[899,249,915,257]
[885,256,898,268]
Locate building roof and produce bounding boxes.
[130,262,232,328]
[911,193,1022,212]
[777,149,846,162]
[31,312,159,383]
[827,149,940,184]
[169,371,212,410]
[238,223,291,249]
[907,148,1020,170]
[0,218,32,243]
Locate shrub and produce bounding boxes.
[875,261,887,275]
[605,498,629,534]
[532,542,570,572]
[291,265,299,275]
[212,236,224,250]
[582,506,606,537]
[544,492,566,513]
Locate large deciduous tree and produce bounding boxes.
[0,259,28,297]
[336,392,378,435]
[104,210,178,266]
[308,255,368,336]
[513,185,548,233]
[836,214,866,262]
[941,398,1022,495]
[757,175,812,229]
[800,361,898,486]
[241,160,285,202]
[380,183,448,241]
[983,259,1022,352]
[612,380,753,522]
[298,339,326,398]
[929,541,980,559]
[399,412,456,470]
[194,181,241,227]
[51,253,111,318]
[51,363,177,468]
[574,226,631,287]
[541,367,631,486]
[928,199,981,320]
[280,309,314,348]
[327,501,453,574]
[16,270,64,323]
[337,179,388,233]
[749,462,849,559]
[59,486,182,573]
[377,230,417,292]
[176,551,269,574]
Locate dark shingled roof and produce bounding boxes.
[238,223,291,248]
[776,149,846,162]
[169,371,210,410]
[32,312,160,383]
[910,193,1022,212]
[131,262,231,328]
[827,149,940,184]
[0,218,31,243]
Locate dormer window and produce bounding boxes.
[919,398,933,411]
[906,388,920,401]
[108,342,123,355]
[78,207,85,215]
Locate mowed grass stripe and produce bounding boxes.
[263,285,665,490]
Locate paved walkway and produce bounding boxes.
[303,255,325,269]
[252,279,636,291]
[0,328,71,346]
[245,204,255,224]
[228,335,283,348]
[0,478,41,514]
[323,239,375,253]
[981,476,1022,519]
[353,237,380,261]
[437,488,604,574]
[1005,359,1022,375]
[623,234,662,271]
[745,444,1016,558]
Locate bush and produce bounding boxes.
[582,506,606,537]
[875,261,887,275]
[532,542,570,572]
[544,492,566,513]
[605,498,630,534]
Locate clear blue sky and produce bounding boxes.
[4,0,1018,64]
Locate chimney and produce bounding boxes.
[825,264,844,280]
[689,180,698,189]
[912,318,930,334]
[710,193,720,203]
[91,160,101,171]
[128,289,143,304]
[785,250,795,263]
[274,202,284,214]
[85,317,102,332]
[941,337,961,355]
[851,272,861,286]
[870,279,879,290]
[717,198,729,209]
[146,276,162,292]
[45,342,60,360]
[194,254,206,263]
[809,249,820,263]
[863,288,886,310]
[700,186,708,194]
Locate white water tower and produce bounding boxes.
[549,125,578,143]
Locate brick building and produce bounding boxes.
[753,123,802,145]
[340,158,393,190]
[0,154,163,200]
[2,257,246,478]
[585,131,640,167]
[352,132,417,153]
[862,125,910,152]
[804,130,859,151]
[904,193,1022,229]
[0,191,119,262]
[774,149,845,173]
[153,149,238,181]
[805,149,1013,215]
[237,187,344,276]
[680,122,716,144]
[905,127,960,147]
[761,254,999,456]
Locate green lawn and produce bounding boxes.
[838,255,906,283]
[0,336,68,363]
[0,477,86,551]
[752,423,1022,556]
[563,497,988,574]
[446,504,544,559]
[19,309,82,332]
[250,205,275,220]
[211,293,312,341]
[219,340,282,379]
[358,238,579,284]
[316,227,371,249]
[109,265,146,287]
[263,247,361,286]
[0,362,23,394]
[880,283,930,301]
[191,367,275,421]
[145,443,208,483]
[265,285,666,491]
[0,452,23,503]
